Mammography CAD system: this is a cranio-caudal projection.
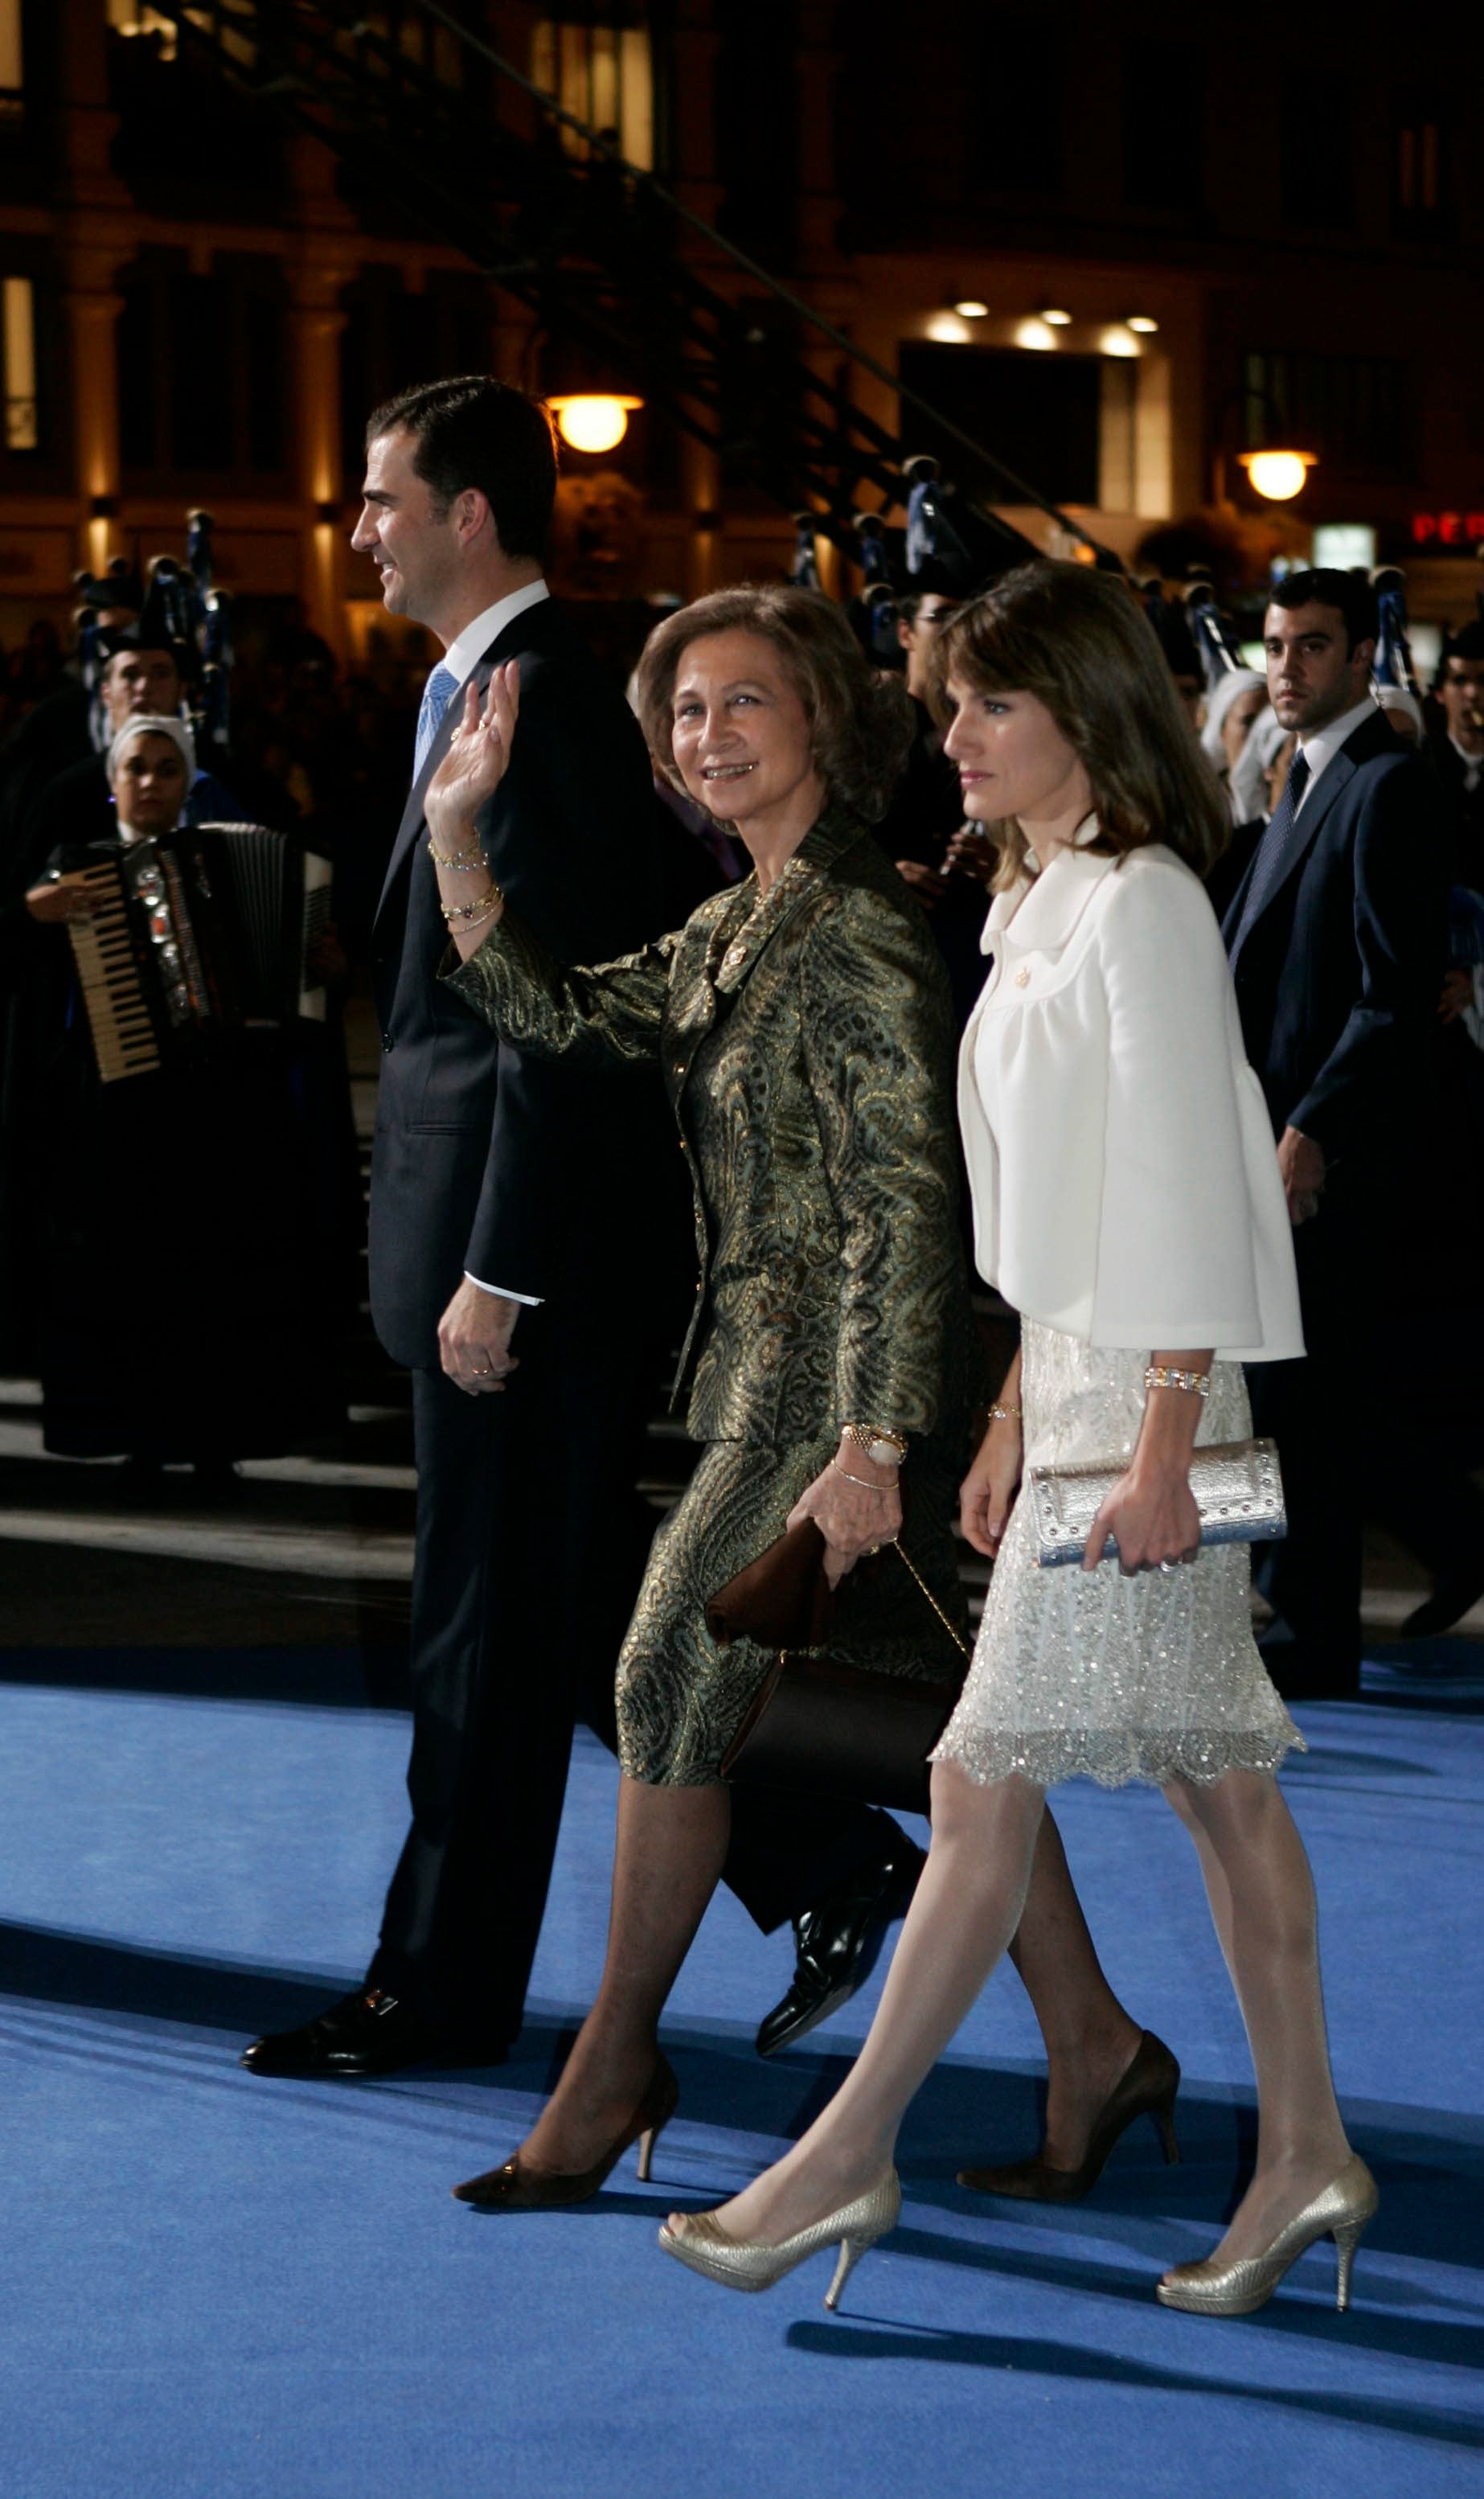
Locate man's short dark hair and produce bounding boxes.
[1268,568,1378,654]
[1441,621,1484,671]
[366,376,558,560]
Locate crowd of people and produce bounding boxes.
[1,371,1480,2326]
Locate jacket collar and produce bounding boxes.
[709,806,867,993]
[1224,720,1384,959]
[983,824,1121,956]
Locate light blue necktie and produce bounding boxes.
[413,663,460,781]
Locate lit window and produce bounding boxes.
[531,16,654,170]
[106,2,177,48]
[0,0,21,113]
[4,275,37,450]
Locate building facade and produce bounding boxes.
[0,1,1478,659]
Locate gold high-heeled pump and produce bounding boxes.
[1157,2153,1379,2316]
[453,2055,678,2210]
[658,2172,900,2309]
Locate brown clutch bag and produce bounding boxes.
[711,1520,969,1815]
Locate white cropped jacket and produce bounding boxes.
[957,836,1303,1362]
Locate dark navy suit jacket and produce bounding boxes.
[368,595,669,1372]
[1221,707,1449,1204]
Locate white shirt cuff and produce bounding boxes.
[465,1272,543,1307]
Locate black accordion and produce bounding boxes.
[58,824,333,1083]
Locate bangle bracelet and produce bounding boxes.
[441,884,503,927]
[989,1401,1023,1424]
[830,1459,895,1493]
[1144,1364,1211,1397]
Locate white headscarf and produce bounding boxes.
[1373,683,1424,741]
[1228,704,1292,824]
[105,711,197,793]
[1199,667,1267,769]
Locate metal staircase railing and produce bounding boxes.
[147,0,1109,571]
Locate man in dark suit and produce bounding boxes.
[1223,568,1450,1700]
[1429,625,1484,893]
[242,379,920,2078]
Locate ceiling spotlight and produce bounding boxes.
[1039,308,1072,326]
[953,298,989,319]
[1015,318,1058,352]
[1126,315,1159,334]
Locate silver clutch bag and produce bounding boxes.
[1027,1438,1286,1569]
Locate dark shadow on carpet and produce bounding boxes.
[784,2318,1484,2451]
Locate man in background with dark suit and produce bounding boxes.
[1222,568,1450,1700]
[242,379,920,2078]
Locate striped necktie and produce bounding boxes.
[1228,746,1311,965]
[413,663,460,781]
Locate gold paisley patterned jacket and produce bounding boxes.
[442,807,982,1446]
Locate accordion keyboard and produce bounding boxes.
[59,864,162,1083]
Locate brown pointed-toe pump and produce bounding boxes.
[958,2029,1180,2205]
[453,2056,678,2210]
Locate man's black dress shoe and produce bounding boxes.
[240,1987,507,2078]
[755,1836,925,2058]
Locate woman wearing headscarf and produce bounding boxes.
[1199,667,1268,813]
[23,716,340,1468]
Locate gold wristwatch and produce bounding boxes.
[842,1421,908,1468]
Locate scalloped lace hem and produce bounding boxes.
[929,1724,1307,1791]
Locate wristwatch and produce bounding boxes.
[842,1422,908,1468]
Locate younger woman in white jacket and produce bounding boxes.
[662,561,1376,2319]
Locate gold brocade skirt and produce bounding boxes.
[616,1422,973,1787]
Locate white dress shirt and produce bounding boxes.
[1291,695,1379,811]
[961,832,1302,1360]
[428,578,550,1307]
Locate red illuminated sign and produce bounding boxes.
[1411,512,1484,546]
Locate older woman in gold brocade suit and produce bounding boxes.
[423,584,982,2208]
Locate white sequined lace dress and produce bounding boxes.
[932,1322,1304,1790]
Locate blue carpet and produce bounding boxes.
[2,1643,1481,2498]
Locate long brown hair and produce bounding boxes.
[925,560,1230,888]
[636,583,915,826]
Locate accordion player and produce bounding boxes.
[52,821,334,1083]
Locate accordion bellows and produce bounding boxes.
[1027,1438,1287,1568]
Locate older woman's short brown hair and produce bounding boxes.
[926,560,1230,888]
[636,582,915,826]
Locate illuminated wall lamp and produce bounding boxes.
[1238,448,1316,503]
[547,393,644,455]
[1125,315,1159,334]
[1014,318,1058,351]
[953,298,989,318]
[1039,307,1072,326]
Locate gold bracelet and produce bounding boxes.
[441,883,503,928]
[1144,1364,1211,1397]
[989,1401,1023,1424]
[428,838,487,871]
[842,1421,908,1466]
[830,1459,895,1493]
